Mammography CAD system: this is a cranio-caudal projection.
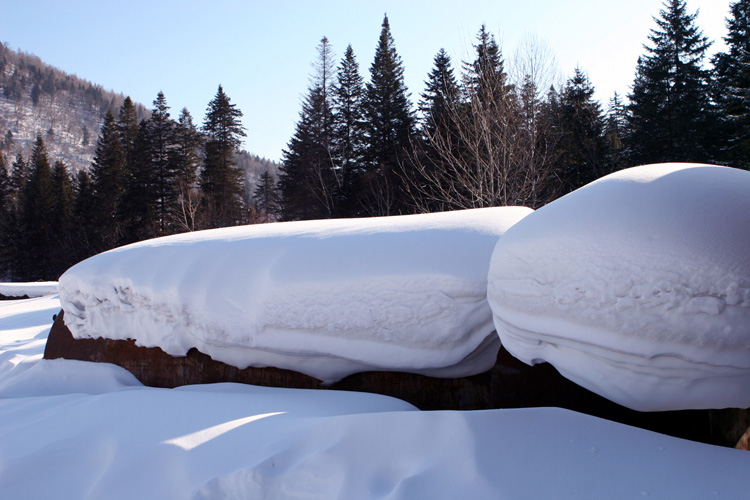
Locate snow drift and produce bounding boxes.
[488,163,750,411]
[59,207,531,383]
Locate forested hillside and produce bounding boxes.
[0,43,280,281]
[0,42,150,173]
[0,42,278,188]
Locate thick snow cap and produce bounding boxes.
[59,207,531,383]
[488,163,750,411]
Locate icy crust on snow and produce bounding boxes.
[488,164,750,411]
[60,207,531,382]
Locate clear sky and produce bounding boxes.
[0,0,731,162]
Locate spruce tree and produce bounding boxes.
[332,44,367,216]
[50,160,77,275]
[278,37,338,220]
[252,170,280,223]
[0,153,7,216]
[200,85,246,228]
[420,49,460,137]
[90,109,126,251]
[149,91,177,234]
[604,92,628,172]
[555,68,607,192]
[9,153,27,207]
[412,48,461,211]
[0,153,10,278]
[171,108,203,231]
[2,153,26,279]
[119,119,157,244]
[73,170,97,259]
[361,15,415,215]
[713,0,750,168]
[463,25,512,103]
[171,108,202,189]
[18,136,54,280]
[279,86,337,220]
[627,0,714,165]
[117,96,140,166]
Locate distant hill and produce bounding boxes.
[0,42,149,173]
[0,42,279,184]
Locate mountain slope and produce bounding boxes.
[0,42,279,181]
[0,42,149,173]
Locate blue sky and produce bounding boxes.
[0,0,730,162]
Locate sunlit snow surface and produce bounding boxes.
[1,294,749,499]
[59,207,531,382]
[0,281,58,298]
[488,164,750,411]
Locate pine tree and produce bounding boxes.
[279,87,337,220]
[713,0,750,168]
[420,49,460,137]
[627,0,714,165]
[463,25,512,103]
[8,153,27,208]
[332,44,366,216]
[18,136,54,280]
[171,108,202,188]
[73,170,97,259]
[119,119,157,244]
[0,153,10,278]
[171,108,203,232]
[361,15,415,215]
[604,92,628,172]
[0,153,7,215]
[410,48,461,211]
[90,109,126,251]
[149,91,177,234]
[50,160,77,275]
[278,37,338,220]
[555,68,607,191]
[200,85,246,228]
[117,96,140,168]
[252,170,280,223]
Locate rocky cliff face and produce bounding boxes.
[43,310,750,449]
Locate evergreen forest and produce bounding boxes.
[1,0,749,281]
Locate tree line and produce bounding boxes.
[276,0,750,220]
[0,86,267,281]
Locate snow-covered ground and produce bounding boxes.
[4,164,750,498]
[0,281,58,298]
[1,293,749,499]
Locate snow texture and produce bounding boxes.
[488,163,750,411]
[1,295,750,499]
[59,207,531,383]
[0,281,58,298]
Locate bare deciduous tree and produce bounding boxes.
[406,36,563,212]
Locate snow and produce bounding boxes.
[1,295,749,499]
[488,163,750,411]
[59,207,532,383]
[0,281,58,298]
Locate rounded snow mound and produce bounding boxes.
[488,163,750,411]
[60,207,531,383]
